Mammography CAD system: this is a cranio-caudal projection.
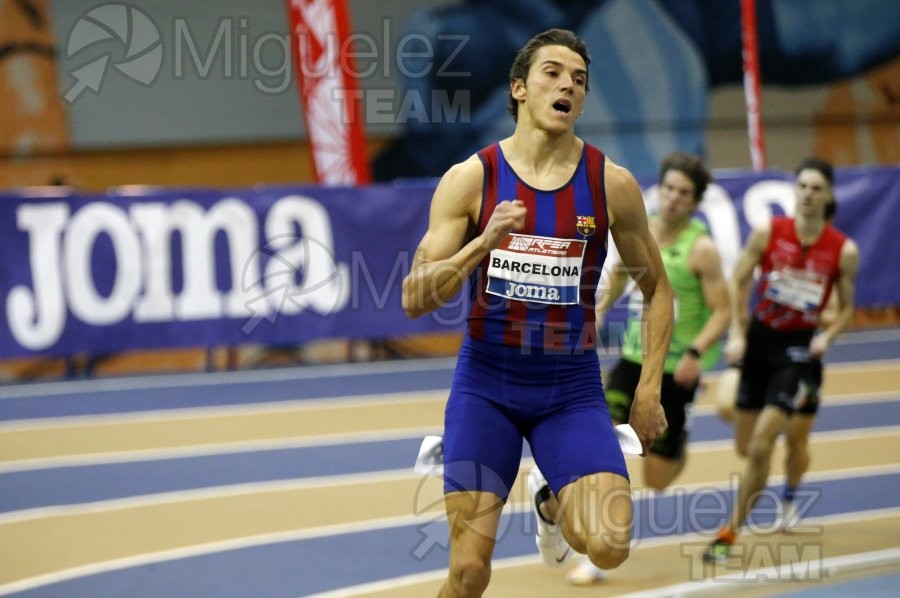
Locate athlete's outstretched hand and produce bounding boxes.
[724,335,746,366]
[629,384,668,456]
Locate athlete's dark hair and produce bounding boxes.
[795,156,834,186]
[659,151,713,203]
[507,29,590,122]
[824,197,837,221]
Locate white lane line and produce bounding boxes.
[1,378,895,433]
[0,425,443,474]
[1,393,896,474]
[0,356,459,400]
[0,389,448,431]
[0,512,420,597]
[0,408,900,474]
[612,546,900,598]
[0,468,421,526]
[1,327,897,401]
[305,508,900,598]
[0,387,897,475]
[1,488,898,598]
[837,327,900,344]
[2,448,899,527]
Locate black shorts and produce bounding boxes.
[736,319,822,416]
[604,358,698,460]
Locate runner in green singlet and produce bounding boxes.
[567,151,731,585]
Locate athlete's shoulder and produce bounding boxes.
[770,215,792,231]
[582,140,605,159]
[823,222,849,244]
[603,157,644,228]
[688,217,711,236]
[603,156,639,191]
[442,153,485,189]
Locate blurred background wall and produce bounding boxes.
[1,0,898,190]
[1,0,899,377]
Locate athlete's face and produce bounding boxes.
[512,45,587,133]
[657,169,699,225]
[794,168,832,219]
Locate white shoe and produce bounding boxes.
[780,500,800,532]
[566,555,607,585]
[528,466,574,569]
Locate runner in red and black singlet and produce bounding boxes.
[705,157,860,564]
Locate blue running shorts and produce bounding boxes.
[442,335,629,500]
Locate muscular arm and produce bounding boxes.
[606,161,673,452]
[689,236,731,354]
[594,261,630,327]
[673,236,731,386]
[725,224,770,363]
[401,156,527,319]
[811,239,859,356]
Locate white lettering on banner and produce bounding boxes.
[698,185,742,278]
[168,199,260,320]
[6,204,69,350]
[742,180,794,231]
[261,196,349,315]
[6,196,350,350]
[65,203,142,325]
[129,199,265,321]
[614,181,796,284]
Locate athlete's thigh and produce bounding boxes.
[736,355,769,411]
[733,407,761,456]
[795,358,823,415]
[443,389,523,500]
[764,360,809,414]
[527,396,628,496]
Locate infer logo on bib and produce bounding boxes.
[486,234,586,305]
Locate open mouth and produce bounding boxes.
[552,100,572,114]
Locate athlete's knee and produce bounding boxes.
[448,552,491,596]
[644,470,676,491]
[715,405,733,423]
[643,454,683,490]
[785,434,809,453]
[746,436,775,466]
[585,532,630,570]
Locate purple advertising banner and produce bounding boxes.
[1,165,898,359]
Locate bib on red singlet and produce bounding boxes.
[764,267,827,312]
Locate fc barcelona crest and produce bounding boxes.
[576,215,596,237]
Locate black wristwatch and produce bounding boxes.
[684,346,702,359]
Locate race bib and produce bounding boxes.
[486,234,586,305]
[765,268,827,312]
